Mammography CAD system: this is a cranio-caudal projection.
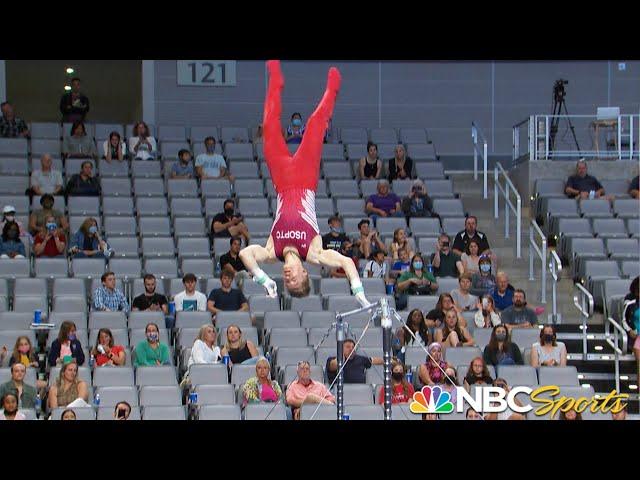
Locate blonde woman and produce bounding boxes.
[47,360,89,410]
[220,324,259,365]
[187,324,221,368]
[241,357,282,407]
[434,309,475,348]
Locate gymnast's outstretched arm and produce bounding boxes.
[239,241,278,298]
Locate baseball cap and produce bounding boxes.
[3,205,16,214]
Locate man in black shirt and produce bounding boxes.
[131,274,170,326]
[211,198,250,244]
[326,339,383,384]
[322,216,349,251]
[564,159,606,199]
[219,237,246,275]
[452,216,494,264]
[207,270,249,320]
[431,234,463,278]
[60,77,90,123]
[66,161,100,196]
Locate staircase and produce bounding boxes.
[449,171,639,415]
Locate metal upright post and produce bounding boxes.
[335,314,345,420]
[380,298,393,421]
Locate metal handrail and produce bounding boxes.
[512,115,533,163]
[472,122,488,199]
[573,283,594,361]
[548,250,562,324]
[494,162,521,258]
[605,317,628,393]
[529,220,547,304]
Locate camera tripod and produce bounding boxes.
[549,79,581,157]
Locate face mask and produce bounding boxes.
[480,264,491,273]
[147,333,159,342]
[68,334,76,341]
[544,334,554,343]
[5,215,14,222]
[495,332,507,342]
[292,118,302,127]
[413,261,423,270]
[224,208,234,217]
[330,226,343,234]
[46,223,57,231]
[392,372,404,381]
[18,345,29,354]
[88,226,98,235]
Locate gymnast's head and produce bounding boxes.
[283,252,311,297]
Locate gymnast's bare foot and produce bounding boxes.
[267,60,284,89]
[328,67,341,93]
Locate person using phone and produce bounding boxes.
[113,401,132,420]
[33,215,66,258]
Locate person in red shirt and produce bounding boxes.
[91,328,126,366]
[378,360,415,404]
[33,214,66,257]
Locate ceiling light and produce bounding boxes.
[66,67,75,74]
[64,85,71,91]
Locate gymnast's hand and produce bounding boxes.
[262,277,278,298]
[355,291,371,308]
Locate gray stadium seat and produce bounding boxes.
[409,218,442,237]
[230,364,259,387]
[108,258,142,278]
[443,346,482,367]
[299,403,335,420]
[289,296,324,313]
[175,311,212,329]
[141,237,176,258]
[144,258,178,279]
[201,179,232,198]
[67,196,100,216]
[433,199,465,217]
[132,178,165,197]
[399,128,427,144]
[13,296,48,314]
[102,197,134,217]
[167,179,199,198]
[198,404,241,420]
[98,159,130,177]
[434,277,459,293]
[52,296,87,314]
[275,346,314,369]
[142,405,186,420]
[104,216,137,237]
[495,365,538,386]
[249,296,280,314]
[425,179,455,198]
[592,218,628,238]
[415,162,445,179]
[97,406,141,420]
[188,364,229,386]
[406,295,438,312]
[340,127,368,144]
[130,160,162,178]
[406,144,436,161]
[510,329,543,353]
[139,385,182,406]
[0,258,30,278]
[194,384,236,405]
[600,179,630,197]
[345,405,385,420]
[335,198,365,216]
[320,278,351,296]
[128,310,166,330]
[322,162,352,179]
[613,199,640,219]
[93,367,135,387]
[89,311,128,330]
[100,177,132,197]
[237,198,270,217]
[376,217,408,236]
[157,125,187,142]
[107,237,139,257]
[0,175,28,195]
[268,328,308,348]
[0,138,28,156]
[579,199,612,218]
[136,366,178,386]
[243,403,287,421]
[34,258,69,278]
[537,366,579,386]
[220,127,249,144]
[242,217,272,236]
[342,384,374,405]
[264,311,301,330]
[136,197,168,217]
[330,180,360,198]
[139,217,172,237]
[234,179,264,198]
[606,238,639,260]
[173,217,207,237]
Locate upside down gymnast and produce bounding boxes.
[239,60,370,307]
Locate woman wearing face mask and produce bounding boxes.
[463,357,494,391]
[285,112,305,144]
[134,323,171,366]
[103,131,125,162]
[394,309,430,362]
[471,255,496,297]
[461,239,481,275]
[531,324,567,368]
[241,357,282,408]
[390,228,415,261]
[482,324,523,367]
[47,360,89,409]
[48,321,85,366]
[92,328,126,367]
[33,215,66,258]
[0,221,26,259]
[377,360,415,404]
[0,206,28,238]
[435,309,475,348]
[396,254,438,310]
[474,295,501,328]
[418,342,449,386]
[9,336,39,369]
[70,217,109,258]
[0,393,26,420]
[358,141,382,180]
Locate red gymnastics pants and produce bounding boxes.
[263,60,341,193]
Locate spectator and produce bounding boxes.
[460,239,481,275]
[501,289,538,330]
[389,228,414,261]
[0,222,26,259]
[0,206,28,238]
[134,323,171,367]
[285,112,305,144]
[329,239,359,279]
[47,360,89,409]
[463,357,494,391]
[326,338,383,384]
[622,276,639,367]
[207,270,249,318]
[377,360,415,404]
[389,247,411,281]
[451,273,479,312]
[195,137,232,180]
[65,160,101,196]
[559,409,582,421]
[241,357,282,407]
[131,274,170,327]
[0,101,29,138]
[62,122,97,159]
[486,378,526,420]
[401,179,435,218]
[253,124,264,144]
[431,234,464,278]
[358,141,382,179]
[363,247,387,279]
[174,273,208,312]
[29,194,68,235]
[187,324,221,368]
[30,154,64,196]
[434,309,475,348]
[365,179,402,221]
[322,216,349,252]
[482,324,523,367]
[417,342,449,386]
[425,293,467,329]
[33,215,66,258]
[60,409,76,420]
[630,175,639,199]
[531,324,567,367]
[466,407,484,420]
[0,363,37,409]
[492,271,515,312]
[59,77,89,122]
[113,401,132,420]
[48,321,85,367]
[387,144,413,182]
[220,324,259,366]
[474,295,501,328]
[70,217,110,258]
[102,131,126,162]
[0,393,26,420]
[611,405,628,421]
[396,253,438,310]
[564,159,606,199]
[352,218,386,260]
[129,122,157,161]
[440,365,459,404]
[219,237,247,275]
[170,149,195,179]
[91,328,126,367]
[452,216,493,261]
[471,255,496,297]
[8,336,39,369]
[394,309,430,362]
[211,198,250,244]
[286,360,335,420]
[93,271,129,313]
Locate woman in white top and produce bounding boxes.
[460,239,481,275]
[129,121,157,161]
[531,324,567,367]
[188,324,221,368]
[474,295,501,328]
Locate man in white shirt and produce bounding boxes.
[195,137,234,180]
[173,273,208,312]
[30,154,63,195]
[364,248,388,278]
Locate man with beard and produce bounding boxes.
[500,289,538,329]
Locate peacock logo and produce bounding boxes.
[409,385,455,414]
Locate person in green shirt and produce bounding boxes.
[395,254,439,310]
[134,323,171,366]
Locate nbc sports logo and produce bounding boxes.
[409,386,454,414]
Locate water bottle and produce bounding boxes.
[34,309,42,324]
[89,355,95,369]
[406,371,414,385]
[588,190,595,200]
[94,393,101,407]
[342,413,351,420]
[427,261,434,275]
[215,260,221,277]
[35,394,42,416]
